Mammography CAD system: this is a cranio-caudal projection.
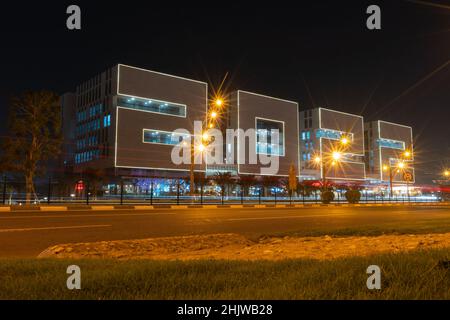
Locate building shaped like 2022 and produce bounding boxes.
[61,63,415,189]
[61,64,208,181]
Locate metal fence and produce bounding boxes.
[0,177,443,206]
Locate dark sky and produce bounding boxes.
[0,0,449,183]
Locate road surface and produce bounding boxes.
[0,205,449,258]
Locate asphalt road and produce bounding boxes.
[1,205,450,258]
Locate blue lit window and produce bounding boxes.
[118,96,186,117]
[377,139,405,150]
[316,129,351,141]
[143,129,190,145]
[104,114,111,127]
[255,118,285,156]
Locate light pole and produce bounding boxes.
[188,96,224,198]
[383,150,412,202]
[313,151,343,194]
[383,164,394,200]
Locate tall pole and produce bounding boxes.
[190,139,195,197]
[120,180,124,205]
[86,182,90,205]
[200,181,203,205]
[2,176,6,205]
[321,161,326,192]
[47,176,51,205]
[176,180,180,205]
[389,166,393,201]
[150,181,153,205]
[406,180,410,203]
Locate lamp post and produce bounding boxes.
[188,96,225,200]
[383,150,412,203]
[383,164,394,200]
[313,151,343,193]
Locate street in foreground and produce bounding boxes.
[0,205,450,299]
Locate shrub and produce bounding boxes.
[321,191,335,204]
[345,190,361,204]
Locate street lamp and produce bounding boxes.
[444,170,450,178]
[197,144,206,152]
[332,151,342,161]
[383,164,394,200]
[312,151,342,193]
[215,98,223,107]
[340,137,349,146]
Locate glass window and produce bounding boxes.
[143,129,190,146]
[301,131,307,141]
[255,118,284,156]
[103,115,111,128]
[118,96,186,117]
[377,139,404,150]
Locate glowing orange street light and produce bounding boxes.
[215,98,223,107]
[197,144,205,152]
[210,111,218,119]
[202,132,209,141]
[398,161,405,169]
[332,151,342,161]
[314,156,321,164]
[403,150,411,158]
[444,170,450,178]
[340,137,349,145]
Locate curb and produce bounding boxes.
[40,206,68,212]
[0,202,447,212]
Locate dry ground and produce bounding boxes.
[38,232,450,261]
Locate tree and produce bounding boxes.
[297,181,316,199]
[237,174,256,196]
[213,172,234,204]
[261,176,281,197]
[83,167,106,198]
[1,91,62,203]
[288,163,297,197]
[183,171,209,195]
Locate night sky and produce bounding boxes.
[0,0,449,183]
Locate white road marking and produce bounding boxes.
[0,224,112,233]
[226,213,351,221]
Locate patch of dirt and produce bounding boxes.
[38,232,450,261]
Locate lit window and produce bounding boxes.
[118,96,186,117]
[255,118,284,156]
[143,129,190,145]
[103,114,111,128]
